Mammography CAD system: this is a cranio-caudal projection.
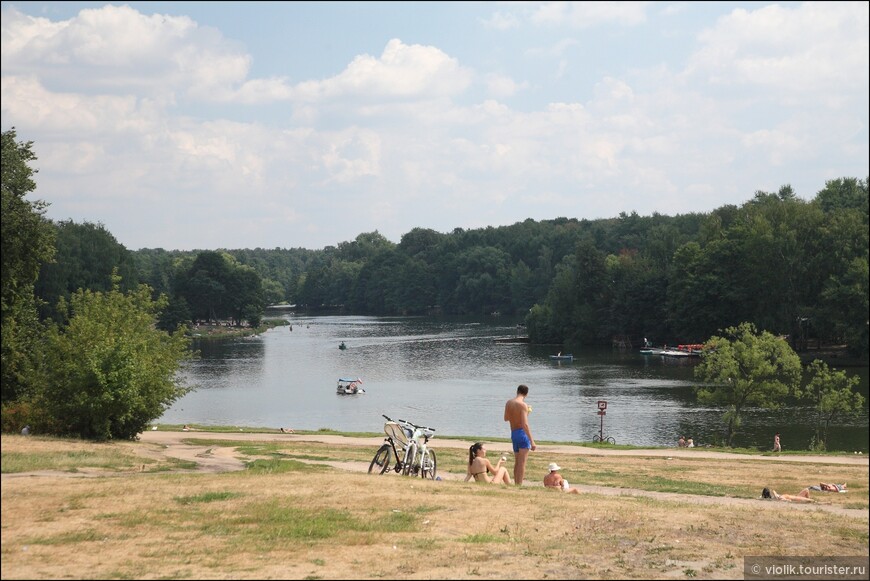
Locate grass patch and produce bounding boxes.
[244,458,332,474]
[26,528,106,545]
[2,447,151,473]
[202,502,418,542]
[459,533,505,543]
[174,491,243,505]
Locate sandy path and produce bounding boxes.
[138,430,869,465]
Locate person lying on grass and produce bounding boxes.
[762,487,815,503]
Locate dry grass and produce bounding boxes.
[2,434,867,580]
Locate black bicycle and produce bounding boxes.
[368,414,437,479]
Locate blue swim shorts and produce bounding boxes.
[511,428,531,452]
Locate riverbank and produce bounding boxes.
[187,318,287,340]
[2,431,867,579]
[796,344,869,367]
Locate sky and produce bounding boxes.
[2,2,868,251]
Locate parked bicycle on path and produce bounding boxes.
[368,414,437,479]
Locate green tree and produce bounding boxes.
[694,322,802,447]
[801,360,865,450]
[37,274,192,440]
[35,220,138,322]
[1,128,55,402]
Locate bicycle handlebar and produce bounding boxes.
[382,414,435,433]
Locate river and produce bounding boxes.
[159,315,869,451]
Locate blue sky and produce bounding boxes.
[2,1,867,251]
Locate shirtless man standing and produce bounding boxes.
[504,384,536,485]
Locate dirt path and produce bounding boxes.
[138,430,870,465]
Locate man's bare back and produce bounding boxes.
[504,397,528,430]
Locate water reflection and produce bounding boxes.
[161,315,869,451]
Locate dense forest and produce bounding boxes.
[32,177,868,357]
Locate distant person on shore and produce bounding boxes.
[686,437,694,448]
[21,425,30,436]
[504,384,536,485]
[762,487,814,503]
[678,435,686,448]
[773,432,781,452]
[810,482,847,493]
[279,427,295,433]
[464,442,511,484]
[543,462,580,494]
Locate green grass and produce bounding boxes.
[174,491,244,505]
[1,448,151,473]
[458,533,506,543]
[244,458,332,474]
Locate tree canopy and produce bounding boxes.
[1,128,55,402]
[694,322,802,446]
[36,274,192,441]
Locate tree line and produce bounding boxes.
[38,181,866,357]
[134,180,867,357]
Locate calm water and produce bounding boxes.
[160,315,870,451]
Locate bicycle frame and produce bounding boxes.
[368,414,436,478]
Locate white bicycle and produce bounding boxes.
[368,415,437,479]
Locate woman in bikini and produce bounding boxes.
[464,442,511,484]
[819,482,847,492]
[761,487,815,503]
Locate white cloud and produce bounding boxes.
[530,1,649,28]
[482,10,521,30]
[689,2,869,93]
[484,73,527,98]
[0,3,866,251]
[1,5,250,100]
[294,39,473,102]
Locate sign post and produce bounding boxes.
[597,400,607,442]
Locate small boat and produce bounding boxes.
[339,341,347,350]
[660,344,704,358]
[639,347,665,355]
[337,377,365,395]
[549,353,574,362]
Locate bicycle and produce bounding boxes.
[368,414,437,479]
[592,435,616,445]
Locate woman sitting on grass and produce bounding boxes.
[464,442,511,484]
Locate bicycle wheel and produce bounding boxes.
[420,449,437,479]
[368,444,392,474]
[606,437,616,445]
[592,435,602,443]
[402,442,417,476]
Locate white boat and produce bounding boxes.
[549,354,574,362]
[660,349,693,357]
[336,377,365,395]
[639,347,665,355]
